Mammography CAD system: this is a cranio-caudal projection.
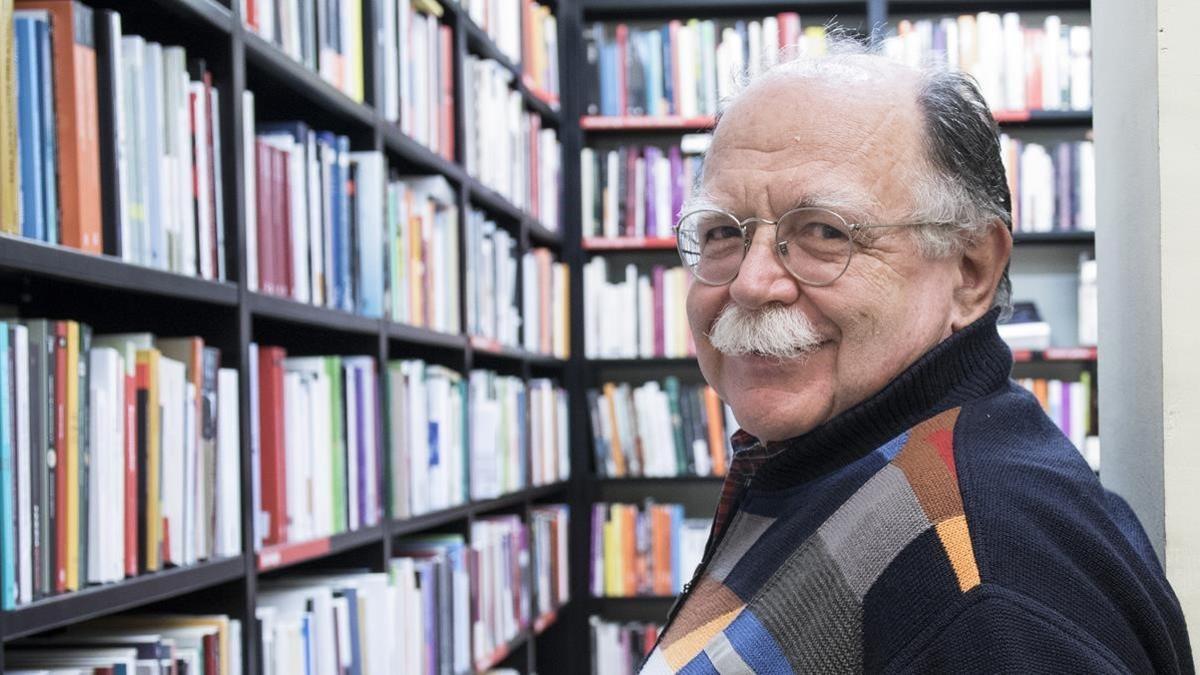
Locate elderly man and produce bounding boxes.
[639,46,1193,674]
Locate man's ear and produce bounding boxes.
[952,220,1012,331]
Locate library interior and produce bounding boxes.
[0,0,1197,672]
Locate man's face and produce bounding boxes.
[687,67,966,442]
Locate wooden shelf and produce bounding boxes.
[0,235,240,306]
[580,115,715,132]
[3,556,246,641]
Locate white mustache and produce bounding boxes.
[707,304,825,359]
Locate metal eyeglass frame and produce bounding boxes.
[672,206,934,287]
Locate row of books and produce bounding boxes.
[386,359,465,520]
[583,258,694,359]
[465,0,522,64]
[583,14,825,118]
[521,0,559,104]
[5,3,227,279]
[252,347,383,549]
[1001,136,1095,233]
[6,614,242,674]
[244,106,464,334]
[469,370,528,501]
[241,0,366,103]
[883,14,1092,113]
[1016,375,1094,457]
[464,55,562,230]
[590,502,709,598]
[522,248,570,358]
[530,504,570,621]
[528,378,570,488]
[590,618,660,675]
[587,379,734,479]
[381,0,456,161]
[0,321,242,609]
[258,510,566,675]
[580,138,707,240]
[466,210,522,347]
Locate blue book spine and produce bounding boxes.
[301,613,314,675]
[660,26,674,116]
[600,44,617,117]
[337,136,353,312]
[0,323,13,609]
[320,132,344,312]
[646,30,662,118]
[356,158,383,318]
[35,20,58,245]
[340,588,363,675]
[15,18,45,241]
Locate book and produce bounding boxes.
[589,617,661,673]
[468,369,526,500]
[242,0,363,102]
[0,0,16,234]
[521,248,571,358]
[381,0,455,160]
[583,258,694,359]
[529,378,569,487]
[581,138,707,239]
[387,174,461,333]
[1000,134,1095,233]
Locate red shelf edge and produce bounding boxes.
[583,236,677,251]
[579,115,716,130]
[1011,346,1098,363]
[257,536,333,571]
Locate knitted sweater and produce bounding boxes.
[640,311,1193,674]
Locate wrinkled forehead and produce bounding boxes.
[699,59,928,220]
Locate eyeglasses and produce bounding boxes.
[673,207,930,287]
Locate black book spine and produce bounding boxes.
[136,384,149,573]
[677,381,695,477]
[25,322,44,598]
[93,9,123,257]
[45,325,58,595]
[584,24,602,116]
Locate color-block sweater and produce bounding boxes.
[641,311,1193,674]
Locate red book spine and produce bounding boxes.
[53,321,68,593]
[273,146,293,299]
[123,368,137,577]
[255,140,274,296]
[258,346,288,545]
[615,24,629,116]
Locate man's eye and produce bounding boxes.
[705,225,742,242]
[808,222,848,241]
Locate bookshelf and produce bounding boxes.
[0,0,569,673]
[558,0,1095,672]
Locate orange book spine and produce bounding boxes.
[1033,379,1050,411]
[622,505,636,596]
[603,383,626,477]
[705,386,727,476]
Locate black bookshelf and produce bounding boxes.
[560,0,1095,672]
[0,1,570,674]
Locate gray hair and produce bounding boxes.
[709,31,1014,318]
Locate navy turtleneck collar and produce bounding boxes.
[734,307,1014,490]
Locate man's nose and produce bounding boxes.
[728,224,802,310]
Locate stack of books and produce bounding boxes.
[251,347,382,549]
[589,617,661,675]
[883,14,1092,112]
[522,248,571,358]
[588,378,733,479]
[583,14,827,118]
[590,502,710,597]
[387,174,463,333]
[7,4,227,277]
[466,210,522,349]
[522,0,560,105]
[381,0,456,161]
[386,359,468,519]
[529,378,570,486]
[583,259,694,359]
[240,0,366,103]
[1001,135,1095,233]
[0,321,241,609]
[530,504,570,621]
[391,534,474,674]
[580,136,709,240]
[245,109,387,316]
[9,614,243,673]
[464,55,562,225]
[468,370,528,500]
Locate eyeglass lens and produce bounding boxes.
[675,208,854,285]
